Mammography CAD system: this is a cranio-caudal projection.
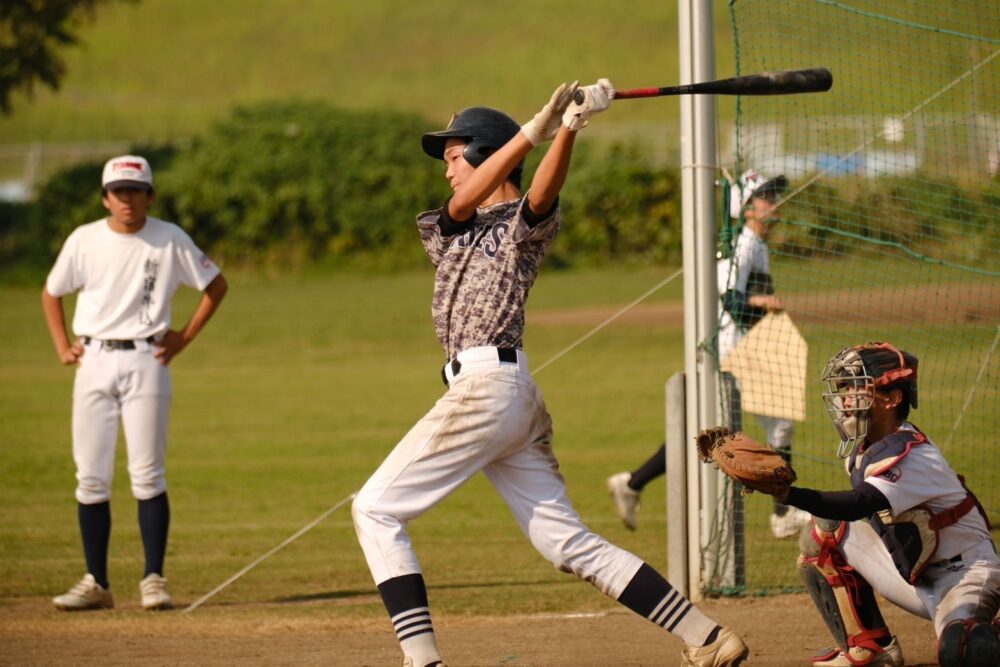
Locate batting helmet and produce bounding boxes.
[422,107,523,187]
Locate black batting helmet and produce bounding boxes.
[421,107,523,187]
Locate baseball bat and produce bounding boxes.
[572,67,832,103]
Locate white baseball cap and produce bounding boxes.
[102,155,153,191]
[729,169,787,219]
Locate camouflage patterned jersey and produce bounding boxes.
[417,196,560,361]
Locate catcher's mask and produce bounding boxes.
[821,342,918,458]
[421,107,524,188]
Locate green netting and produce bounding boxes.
[705,0,1000,596]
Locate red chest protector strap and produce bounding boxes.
[931,475,992,531]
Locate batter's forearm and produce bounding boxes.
[527,127,575,215]
[450,134,534,219]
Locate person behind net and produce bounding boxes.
[607,170,810,539]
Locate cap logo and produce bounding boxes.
[114,161,145,171]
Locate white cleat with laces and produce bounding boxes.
[681,627,750,667]
[607,472,641,530]
[52,573,115,611]
[139,573,174,610]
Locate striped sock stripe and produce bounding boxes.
[649,589,692,631]
[392,606,434,642]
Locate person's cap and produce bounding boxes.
[102,155,153,191]
[730,169,788,218]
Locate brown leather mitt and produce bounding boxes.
[695,427,797,496]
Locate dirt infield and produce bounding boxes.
[0,593,937,666]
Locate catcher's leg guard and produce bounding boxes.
[937,618,1000,667]
[798,518,894,665]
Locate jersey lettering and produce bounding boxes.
[455,221,509,260]
[140,259,159,326]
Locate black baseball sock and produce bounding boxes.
[78,501,111,589]
[377,573,442,665]
[629,443,667,491]
[137,492,170,577]
[617,562,717,646]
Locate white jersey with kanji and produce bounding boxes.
[46,217,220,340]
[716,225,770,359]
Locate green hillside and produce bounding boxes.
[0,0,737,148]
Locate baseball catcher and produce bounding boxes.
[716,342,1000,666]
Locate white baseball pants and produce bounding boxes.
[352,347,642,596]
[72,340,172,504]
[840,519,1000,635]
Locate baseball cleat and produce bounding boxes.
[770,507,812,539]
[52,573,115,611]
[811,636,903,666]
[607,472,640,530]
[681,627,750,667]
[139,573,174,611]
[400,658,446,667]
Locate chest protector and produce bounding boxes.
[848,428,988,584]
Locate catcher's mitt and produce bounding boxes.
[695,427,797,496]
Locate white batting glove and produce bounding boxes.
[521,81,580,146]
[562,78,615,132]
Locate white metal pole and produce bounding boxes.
[679,0,719,601]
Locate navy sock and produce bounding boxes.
[78,501,111,589]
[629,443,667,491]
[137,492,170,577]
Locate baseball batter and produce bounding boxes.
[42,155,228,611]
[350,82,749,667]
[773,342,1000,666]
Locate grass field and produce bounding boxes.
[0,266,687,617]
[0,265,985,664]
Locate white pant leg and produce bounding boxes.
[841,519,930,619]
[754,413,795,451]
[352,365,545,585]
[120,346,172,500]
[484,432,643,598]
[920,542,1000,635]
[72,347,122,504]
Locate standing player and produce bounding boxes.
[771,342,1000,666]
[351,81,750,667]
[606,169,811,538]
[42,155,228,611]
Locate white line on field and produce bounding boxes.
[182,492,357,613]
[186,269,683,612]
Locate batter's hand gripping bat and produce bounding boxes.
[573,67,832,103]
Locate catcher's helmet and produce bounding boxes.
[821,342,919,458]
[422,107,524,186]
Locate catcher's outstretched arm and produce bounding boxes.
[786,483,890,521]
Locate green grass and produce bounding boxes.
[0,266,686,615]
[3,265,997,611]
[0,0,738,146]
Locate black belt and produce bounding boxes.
[82,336,155,351]
[441,347,518,386]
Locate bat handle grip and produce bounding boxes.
[573,89,585,105]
